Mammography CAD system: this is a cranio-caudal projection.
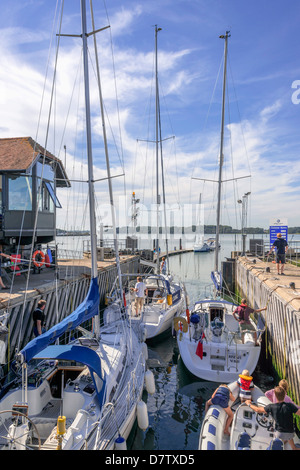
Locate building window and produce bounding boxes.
[37,180,61,212]
[8,176,32,210]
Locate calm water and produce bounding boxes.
[129,233,296,451]
[56,233,299,450]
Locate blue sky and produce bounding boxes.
[0,0,300,232]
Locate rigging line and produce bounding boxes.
[227,55,252,177]
[225,73,239,232]
[16,0,65,353]
[101,0,125,183]
[190,55,224,180]
[157,77,181,206]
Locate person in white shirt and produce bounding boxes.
[133,276,147,316]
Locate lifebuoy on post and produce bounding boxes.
[173,316,188,333]
[33,250,45,268]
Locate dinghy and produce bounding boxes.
[199,381,300,450]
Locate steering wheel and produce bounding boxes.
[255,407,274,430]
[0,409,41,450]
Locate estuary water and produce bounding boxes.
[128,233,300,451]
[56,233,299,450]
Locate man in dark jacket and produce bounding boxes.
[268,233,288,275]
[246,386,300,450]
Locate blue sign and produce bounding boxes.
[269,225,288,247]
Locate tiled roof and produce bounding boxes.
[0,137,58,171]
[0,137,70,187]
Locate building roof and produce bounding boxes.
[0,137,70,187]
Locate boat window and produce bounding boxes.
[210,308,224,322]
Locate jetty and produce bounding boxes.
[233,255,300,407]
[0,254,142,367]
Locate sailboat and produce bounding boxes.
[129,26,185,340]
[106,27,185,341]
[175,32,262,383]
[0,1,148,450]
[194,195,210,253]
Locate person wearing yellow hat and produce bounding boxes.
[268,232,288,275]
[237,369,254,402]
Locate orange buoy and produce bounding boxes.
[32,250,45,268]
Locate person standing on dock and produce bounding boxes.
[32,299,47,336]
[268,233,288,275]
[132,277,148,317]
[160,257,167,275]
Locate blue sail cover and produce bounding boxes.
[19,277,100,364]
[33,344,106,406]
[211,271,222,291]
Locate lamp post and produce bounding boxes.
[237,192,251,255]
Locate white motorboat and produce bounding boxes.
[199,381,300,450]
[0,0,148,450]
[175,32,261,383]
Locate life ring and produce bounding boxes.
[33,250,45,268]
[173,316,188,333]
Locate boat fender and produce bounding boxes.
[123,290,127,307]
[115,434,127,450]
[142,342,148,360]
[145,370,156,395]
[190,314,200,324]
[137,400,149,431]
[173,317,188,333]
[32,250,45,268]
[141,326,147,342]
[45,253,51,267]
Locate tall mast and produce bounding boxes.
[89,1,124,309]
[81,0,98,281]
[155,25,162,275]
[214,31,230,273]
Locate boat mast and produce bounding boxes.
[155,25,162,275]
[80,0,102,335]
[81,0,98,283]
[214,31,230,273]
[89,2,124,309]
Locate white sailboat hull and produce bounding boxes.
[0,321,147,450]
[143,296,185,339]
[176,300,261,383]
